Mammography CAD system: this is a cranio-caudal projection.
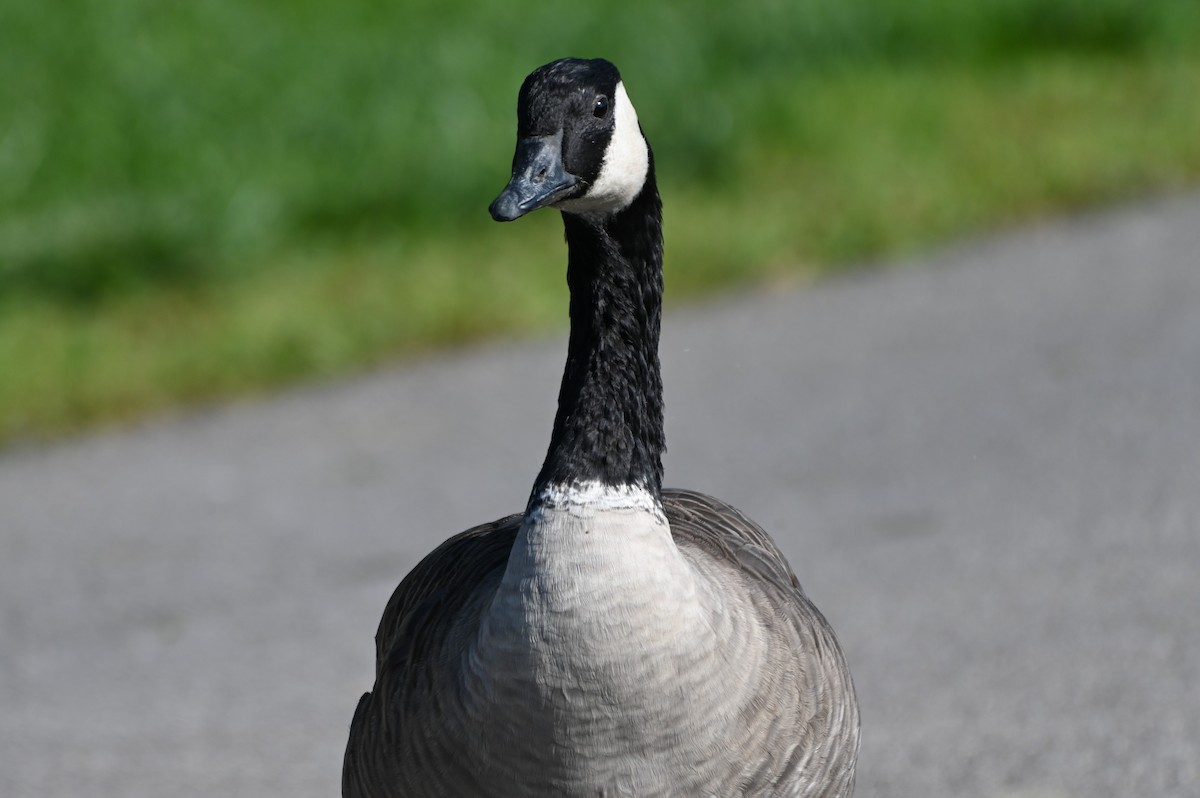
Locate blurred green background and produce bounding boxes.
[3,0,1200,444]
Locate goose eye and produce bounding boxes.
[593,96,609,118]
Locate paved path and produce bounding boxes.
[2,195,1198,797]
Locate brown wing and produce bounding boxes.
[662,488,860,797]
[372,512,523,677]
[344,513,522,798]
[662,487,805,594]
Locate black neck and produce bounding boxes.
[530,166,665,504]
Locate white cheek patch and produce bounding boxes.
[558,81,650,216]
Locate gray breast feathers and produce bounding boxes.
[344,489,859,798]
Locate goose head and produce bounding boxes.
[489,58,651,222]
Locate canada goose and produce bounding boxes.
[343,58,860,797]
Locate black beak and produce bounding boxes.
[489,131,579,221]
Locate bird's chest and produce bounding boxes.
[476,502,703,715]
[452,497,727,792]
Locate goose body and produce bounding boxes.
[343,58,859,797]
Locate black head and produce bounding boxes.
[489,58,651,222]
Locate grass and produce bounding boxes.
[3,0,1200,443]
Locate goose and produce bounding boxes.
[342,57,860,797]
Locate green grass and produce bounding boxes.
[3,0,1200,443]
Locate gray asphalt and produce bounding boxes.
[3,194,1199,798]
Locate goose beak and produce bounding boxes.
[489,131,579,221]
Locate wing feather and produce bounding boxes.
[372,513,522,676]
[662,488,860,797]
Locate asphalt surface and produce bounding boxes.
[2,194,1198,798]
